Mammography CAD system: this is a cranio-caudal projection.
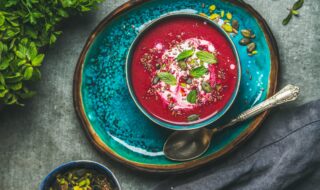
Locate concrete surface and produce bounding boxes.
[0,0,319,189]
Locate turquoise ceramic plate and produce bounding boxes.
[74,0,279,173]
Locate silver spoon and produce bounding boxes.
[164,84,300,161]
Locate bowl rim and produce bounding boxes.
[125,13,241,131]
[39,160,121,190]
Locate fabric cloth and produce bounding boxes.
[154,100,320,190]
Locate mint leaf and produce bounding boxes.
[187,90,197,104]
[293,0,304,10]
[282,13,292,25]
[8,82,22,91]
[24,67,34,80]
[157,72,177,86]
[0,14,5,26]
[0,73,5,85]
[31,54,44,67]
[190,66,208,78]
[0,90,8,98]
[196,51,217,64]
[0,59,10,71]
[176,49,194,61]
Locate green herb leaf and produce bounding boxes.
[190,66,208,78]
[157,72,177,85]
[4,94,17,105]
[0,85,5,91]
[17,60,27,67]
[176,49,194,61]
[0,0,103,106]
[27,42,38,60]
[58,9,69,18]
[0,41,4,55]
[24,67,34,80]
[49,34,57,45]
[5,73,23,83]
[0,14,5,26]
[282,13,292,25]
[8,82,22,91]
[31,54,44,67]
[19,90,36,99]
[0,73,5,85]
[81,5,91,12]
[0,90,8,98]
[15,51,25,59]
[32,68,41,80]
[187,90,197,104]
[293,0,304,10]
[187,114,200,122]
[196,51,217,64]
[0,59,10,71]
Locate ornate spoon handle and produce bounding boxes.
[218,84,300,131]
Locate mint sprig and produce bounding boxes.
[176,49,194,61]
[190,66,208,78]
[157,72,177,86]
[282,0,304,25]
[187,90,197,104]
[196,51,217,64]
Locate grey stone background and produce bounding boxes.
[0,0,319,189]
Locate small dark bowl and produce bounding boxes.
[39,160,121,190]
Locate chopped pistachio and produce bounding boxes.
[241,29,252,38]
[226,12,232,20]
[152,76,160,85]
[222,24,233,33]
[239,38,251,45]
[186,78,192,84]
[232,20,239,30]
[209,13,220,20]
[215,84,222,91]
[249,50,258,56]
[220,10,225,17]
[187,114,200,122]
[202,81,213,93]
[78,179,87,187]
[178,60,187,70]
[247,42,256,53]
[209,4,216,12]
[199,13,208,17]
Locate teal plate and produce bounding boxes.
[74,0,279,173]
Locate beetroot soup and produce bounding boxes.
[130,16,239,125]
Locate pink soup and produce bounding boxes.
[130,17,238,125]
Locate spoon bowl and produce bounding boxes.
[163,84,300,161]
[164,128,214,161]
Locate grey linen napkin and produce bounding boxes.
[154,100,320,190]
